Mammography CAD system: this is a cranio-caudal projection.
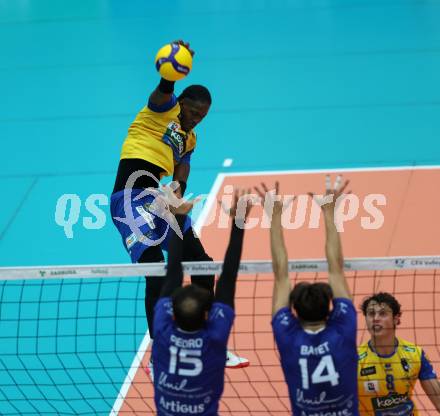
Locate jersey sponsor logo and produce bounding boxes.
[159,396,206,414]
[372,392,412,411]
[338,302,348,314]
[279,313,290,326]
[299,409,353,416]
[164,121,187,156]
[403,346,416,353]
[358,351,368,361]
[363,380,379,393]
[360,366,376,376]
[125,233,137,249]
[167,121,180,131]
[135,205,156,228]
[401,358,410,372]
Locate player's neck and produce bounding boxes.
[370,335,397,356]
[301,321,326,332]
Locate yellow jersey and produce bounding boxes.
[357,338,436,415]
[120,95,196,178]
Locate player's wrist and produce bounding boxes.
[158,78,175,94]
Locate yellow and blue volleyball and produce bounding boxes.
[154,43,192,81]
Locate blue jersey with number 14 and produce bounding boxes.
[272,298,359,416]
[152,297,235,416]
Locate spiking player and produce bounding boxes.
[152,190,253,415]
[110,40,248,376]
[257,176,359,416]
[358,292,440,414]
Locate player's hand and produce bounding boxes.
[308,174,351,213]
[171,39,194,57]
[254,182,294,219]
[169,197,201,216]
[218,188,256,226]
[231,188,255,222]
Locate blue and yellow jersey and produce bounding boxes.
[120,95,196,177]
[358,338,437,415]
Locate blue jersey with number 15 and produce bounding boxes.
[152,297,235,416]
[272,298,359,416]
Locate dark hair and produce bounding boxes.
[290,282,333,322]
[178,85,211,104]
[172,284,213,331]
[361,292,402,317]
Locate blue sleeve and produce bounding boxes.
[207,302,235,344]
[147,94,177,113]
[271,307,300,351]
[328,298,357,339]
[179,150,193,165]
[419,350,437,380]
[153,297,174,337]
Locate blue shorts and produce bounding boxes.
[110,189,192,263]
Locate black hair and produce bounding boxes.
[172,284,213,331]
[289,282,333,322]
[361,292,402,318]
[178,85,212,104]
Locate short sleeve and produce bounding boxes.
[153,297,174,337]
[147,94,177,113]
[419,350,437,380]
[207,302,235,344]
[327,298,357,339]
[271,307,300,351]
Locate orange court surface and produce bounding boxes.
[116,167,440,415]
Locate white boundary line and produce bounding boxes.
[109,163,440,414]
[214,164,440,177]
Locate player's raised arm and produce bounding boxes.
[214,189,253,309]
[159,198,199,299]
[309,175,351,299]
[255,183,293,316]
[149,40,194,107]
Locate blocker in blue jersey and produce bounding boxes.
[257,176,359,416]
[152,190,253,416]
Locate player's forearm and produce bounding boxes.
[149,78,175,106]
[323,209,344,274]
[173,163,190,196]
[160,215,186,298]
[214,221,245,308]
[270,214,289,282]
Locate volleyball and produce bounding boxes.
[154,43,193,81]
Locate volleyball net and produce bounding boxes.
[0,257,439,415]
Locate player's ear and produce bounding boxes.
[393,314,401,327]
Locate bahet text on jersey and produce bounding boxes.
[301,341,330,356]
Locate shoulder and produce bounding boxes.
[147,94,178,113]
[397,338,422,355]
[357,341,370,361]
[271,307,299,332]
[208,302,234,322]
[333,297,355,310]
